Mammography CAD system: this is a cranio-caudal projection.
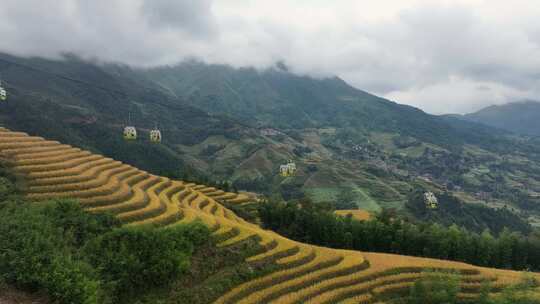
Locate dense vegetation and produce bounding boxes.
[148,61,515,150]
[0,167,276,304]
[0,53,246,176]
[396,271,540,304]
[0,198,211,304]
[259,199,540,271]
[406,190,531,234]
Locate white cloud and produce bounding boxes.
[385,76,535,114]
[0,0,539,113]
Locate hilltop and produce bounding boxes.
[458,100,540,136]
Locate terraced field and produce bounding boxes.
[335,209,371,221]
[1,127,538,303]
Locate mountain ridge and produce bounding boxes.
[457,100,540,136]
[145,61,501,149]
[2,53,540,228]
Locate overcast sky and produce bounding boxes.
[1,0,539,114]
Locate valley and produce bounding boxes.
[2,53,540,231]
[0,128,536,304]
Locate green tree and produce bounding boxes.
[409,271,460,304]
[0,200,108,304]
[335,188,357,210]
[84,224,209,296]
[477,230,496,266]
[497,228,517,269]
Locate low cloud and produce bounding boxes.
[0,0,539,114]
[141,0,216,36]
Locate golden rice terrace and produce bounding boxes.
[1,127,538,303]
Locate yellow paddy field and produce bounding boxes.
[1,127,538,303]
[335,209,371,221]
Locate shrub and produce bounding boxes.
[0,200,103,304]
[408,271,460,304]
[45,199,121,247]
[84,223,210,295]
[0,197,211,302]
[0,176,17,201]
[42,257,101,304]
[403,272,540,304]
[487,274,540,304]
[162,222,212,249]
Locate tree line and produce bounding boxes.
[406,191,531,234]
[258,199,540,271]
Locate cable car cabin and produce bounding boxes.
[287,160,296,172]
[279,161,297,177]
[123,126,137,140]
[423,191,438,209]
[0,87,6,101]
[280,165,290,177]
[149,129,162,143]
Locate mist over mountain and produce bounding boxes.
[2,1,540,114]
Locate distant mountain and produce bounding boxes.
[3,53,540,228]
[461,100,540,136]
[145,62,510,150]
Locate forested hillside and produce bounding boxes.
[0,53,253,176]
[3,53,540,229]
[147,61,512,150]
